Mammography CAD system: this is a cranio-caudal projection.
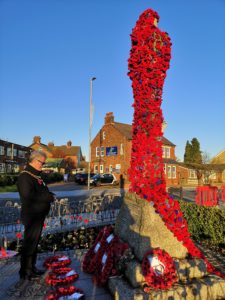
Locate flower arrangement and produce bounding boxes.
[82,226,130,286]
[46,286,84,300]
[142,248,177,290]
[44,255,71,269]
[45,267,79,286]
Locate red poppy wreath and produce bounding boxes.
[46,286,84,300]
[44,255,71,269]
[142,248,178,290]
[45,267,79,286]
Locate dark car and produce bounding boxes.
[75,173,95,185]
[90,173,118,186]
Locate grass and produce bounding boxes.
[0,185,18,193]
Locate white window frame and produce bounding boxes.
[94,165,98,173]
[7,147,12,157]
[165,147,170,158]
[96,147,100,157]
[0,146,5,155]
[172,166,176,178]
[100,165,104,174]
[167,166,171,179]
[100,147,104,157]
[18,150,26,158]
[13,148,17,157]
[0,163,5,173]
[189,169,197,179]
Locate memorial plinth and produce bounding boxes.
[115,192,188,260]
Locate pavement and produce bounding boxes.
[0,249,113,300]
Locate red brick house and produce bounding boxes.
[91,112,185,186]
[30,136,84,172]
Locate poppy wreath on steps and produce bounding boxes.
[46,286,85,300]
[142,248,178,290]
[44,255,71,269]
[45,267,79,286]
[82,226,114,273]
[92,246,115,286]
[92,236,128,285]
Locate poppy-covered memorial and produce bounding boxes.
[82,8,225,300]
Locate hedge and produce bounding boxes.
[179,200,225,245]
[0,175,18,187]
[0,172,63,186]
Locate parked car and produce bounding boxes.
[75,173,95,185]
[90,173,118,186]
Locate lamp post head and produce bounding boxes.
[91,77,96,81]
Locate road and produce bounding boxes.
[0,182,123,201]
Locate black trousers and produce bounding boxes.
[19,216,45,277]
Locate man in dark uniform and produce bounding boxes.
[17,150,55,280]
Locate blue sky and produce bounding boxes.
[0,0,224,161]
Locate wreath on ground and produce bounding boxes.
[142,248,178,290]
[82,226,114,273]
[46,286,84,300]
[44,255,71,269]
[45,267,79,286]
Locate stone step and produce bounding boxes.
[108,274,225,300]
[125,258,208,288]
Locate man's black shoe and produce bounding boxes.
[32,267,45,276]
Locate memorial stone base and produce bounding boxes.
[108,193,225,299]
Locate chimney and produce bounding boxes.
[48,142,54,147]
[104,112,114,124]
[67,140,72,148]
[33,136,41,144]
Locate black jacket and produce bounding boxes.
[17,164,54,220]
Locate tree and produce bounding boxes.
[191,138,202,164]
[183,138,202,163]
[184,141,192,163]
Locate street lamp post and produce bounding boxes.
[88,77,96,190]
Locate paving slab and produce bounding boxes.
[0,250,113,300]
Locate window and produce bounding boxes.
[100,165,104,174]
[0,163,5,173]
[13,148,17,157]
[100,147,104,157]
[6,164,12,173]
[163,146,170,158]
[96,147,100,157]
[189,169,197,179]
[103,131,106,140]
[94,165,98,173]
[115,164,121,170]
[0,146,5,155]
[167,166,171,178]
[18,150,26,158]
[7,147,12,157]
[109,165,113,173]
[120,143,123,155]
[172,166,176,178]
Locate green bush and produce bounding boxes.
[42,172,63,184]
[179,200,225,245]
[0,175,18,186]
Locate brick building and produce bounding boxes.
[0,139,31,173]
[91,112,185,186]
[30,136,84,172]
